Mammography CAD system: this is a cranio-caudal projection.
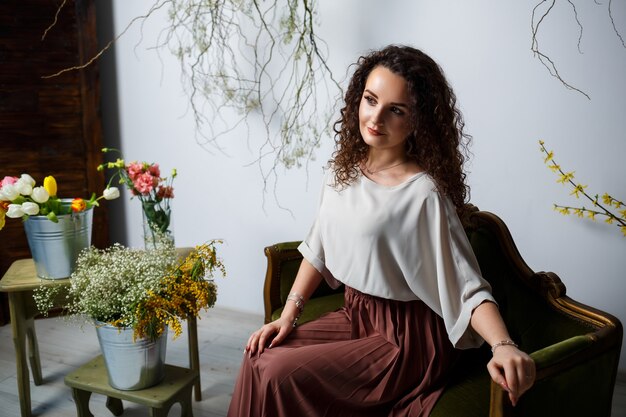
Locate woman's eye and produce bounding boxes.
[364,95,376,105]
[390,106,404,115]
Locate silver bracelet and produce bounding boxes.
[286,292,305,311]
[491,339,518,354]
[286,292,305,327]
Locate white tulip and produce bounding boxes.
[22,202,40,216]
[20,174,36,187]
[31,186,50,204]
[6,204,25,218]
[15,178,33,196]
[103,187,120,200]
[0,184,19,201]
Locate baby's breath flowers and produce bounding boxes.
[539,140,626,236]
[34,233,225,342]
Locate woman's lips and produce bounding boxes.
[367,127,383,136]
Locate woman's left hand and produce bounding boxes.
[486,345,535,407]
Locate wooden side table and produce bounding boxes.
[0,250,202,417]
[0,259,67,417]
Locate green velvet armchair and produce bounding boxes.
[262,206,622,417]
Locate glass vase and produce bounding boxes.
[141,199,174,250]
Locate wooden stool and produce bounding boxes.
[64,356,198,417]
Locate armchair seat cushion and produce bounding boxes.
[430,351,491,417]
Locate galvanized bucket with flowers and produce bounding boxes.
[0,174,119,279]
[34,235,225,390]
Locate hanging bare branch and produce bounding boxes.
[158,0,343,205]
[42,0,67,41]
[566,0,584,53]
[531,0,591,99]
[43,1,172,78]
[42,0,342,204]
[531,0,626,100]
[608,0,626,48]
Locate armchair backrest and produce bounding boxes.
[465,210,594,352]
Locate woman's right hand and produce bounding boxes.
[245,316,295,357]
[246,260,322,357]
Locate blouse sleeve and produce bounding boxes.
[297,170,342,289]
[410,191,496,349]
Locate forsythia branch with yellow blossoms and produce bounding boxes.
[539,140,626,236]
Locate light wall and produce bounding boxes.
[96,1,626,370]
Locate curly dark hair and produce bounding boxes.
[330,45,472,209]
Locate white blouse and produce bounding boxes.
[298,169,495,349]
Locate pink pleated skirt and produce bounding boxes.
[227,286,458,417]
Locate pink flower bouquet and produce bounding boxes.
[99,148,177,247]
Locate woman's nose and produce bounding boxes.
[370,107,383,124]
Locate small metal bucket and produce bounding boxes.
[95,322,167,391]
[23,201,93,280]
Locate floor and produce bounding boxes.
[0,307,624,417]
[0,308,259,417]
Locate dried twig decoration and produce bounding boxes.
[43,0,342,201]
[531,0,625,100]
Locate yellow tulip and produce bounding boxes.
[44,176,57,197]
[0,208,5,231]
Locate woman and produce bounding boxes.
[228,45,535,417]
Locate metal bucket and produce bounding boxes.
[23,202,93,280]
[95,322,167,391]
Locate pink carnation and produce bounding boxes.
[148,163,160,178]
[126,162,144,181]
[133,172,158,195]
[1,176,18,188]
[157,186,174,199]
